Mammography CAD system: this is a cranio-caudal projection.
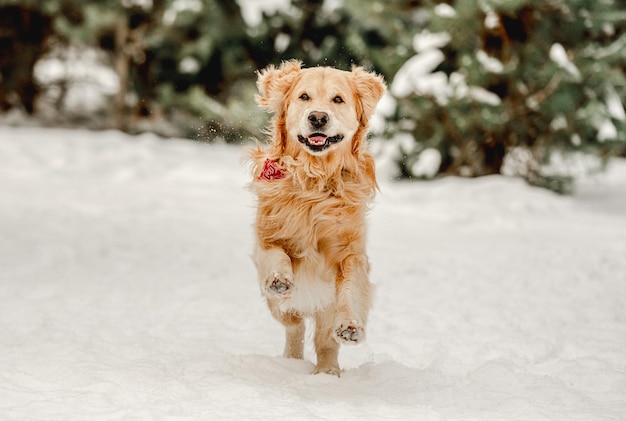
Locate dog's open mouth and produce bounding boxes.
[297,133,344,152]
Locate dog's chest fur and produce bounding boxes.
[255,175,365,257]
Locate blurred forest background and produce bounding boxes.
[0,0,624,192]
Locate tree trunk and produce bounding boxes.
[114,15,129,131]
[481,137,506,175]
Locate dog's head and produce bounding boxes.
[256,60,386,158]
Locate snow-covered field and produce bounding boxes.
[1,125,625,420]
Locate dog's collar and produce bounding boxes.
[258,159,286,181]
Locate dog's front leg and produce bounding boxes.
[334,253,373,345]
[254,245,294,298]
[254,244,305,360]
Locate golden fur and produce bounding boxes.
[248,60,386,376]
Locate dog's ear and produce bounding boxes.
[351,66,386,126]
[256,60,303,113]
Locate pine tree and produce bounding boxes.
[0,2,54,113]
[389,0,626,192]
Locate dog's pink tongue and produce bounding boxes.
[308,134,327,145]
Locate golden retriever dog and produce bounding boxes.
[248,60,385,376]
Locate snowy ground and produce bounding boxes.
[0,126,625,420]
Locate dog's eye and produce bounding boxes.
[299,93,310,101]
[333,96,344,104]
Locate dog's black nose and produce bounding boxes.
[308,111,329,129]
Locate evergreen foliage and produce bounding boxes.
[390,0,626,192]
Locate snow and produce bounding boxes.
[597,118,618,141]
[462,85,502,107]
[391,30,450,100]
[550,115,568,131]
[369,93,396,135]
[411,148,442,179]
[392,38,502,107]
[274,33,291,53]
[390,51,446,98]
[484,11,500,30]
[549,43,581,81]
[476,50,504,74]
[434,4,456,18]
[179,57,201,74]
[606,86,626,121]
[412,31,452,53]
[1,125,626,420]
[370,132,415,181]
[236,0,292,27]
[34,47,118,114]
[450,73,502,106]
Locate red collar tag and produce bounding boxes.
[258,159,286,181]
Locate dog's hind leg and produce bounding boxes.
[284,319,306,359]
[313,309,341,376]
[267,300,305,359]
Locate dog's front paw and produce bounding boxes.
[334,321,365,345]
[263,271,294,297]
